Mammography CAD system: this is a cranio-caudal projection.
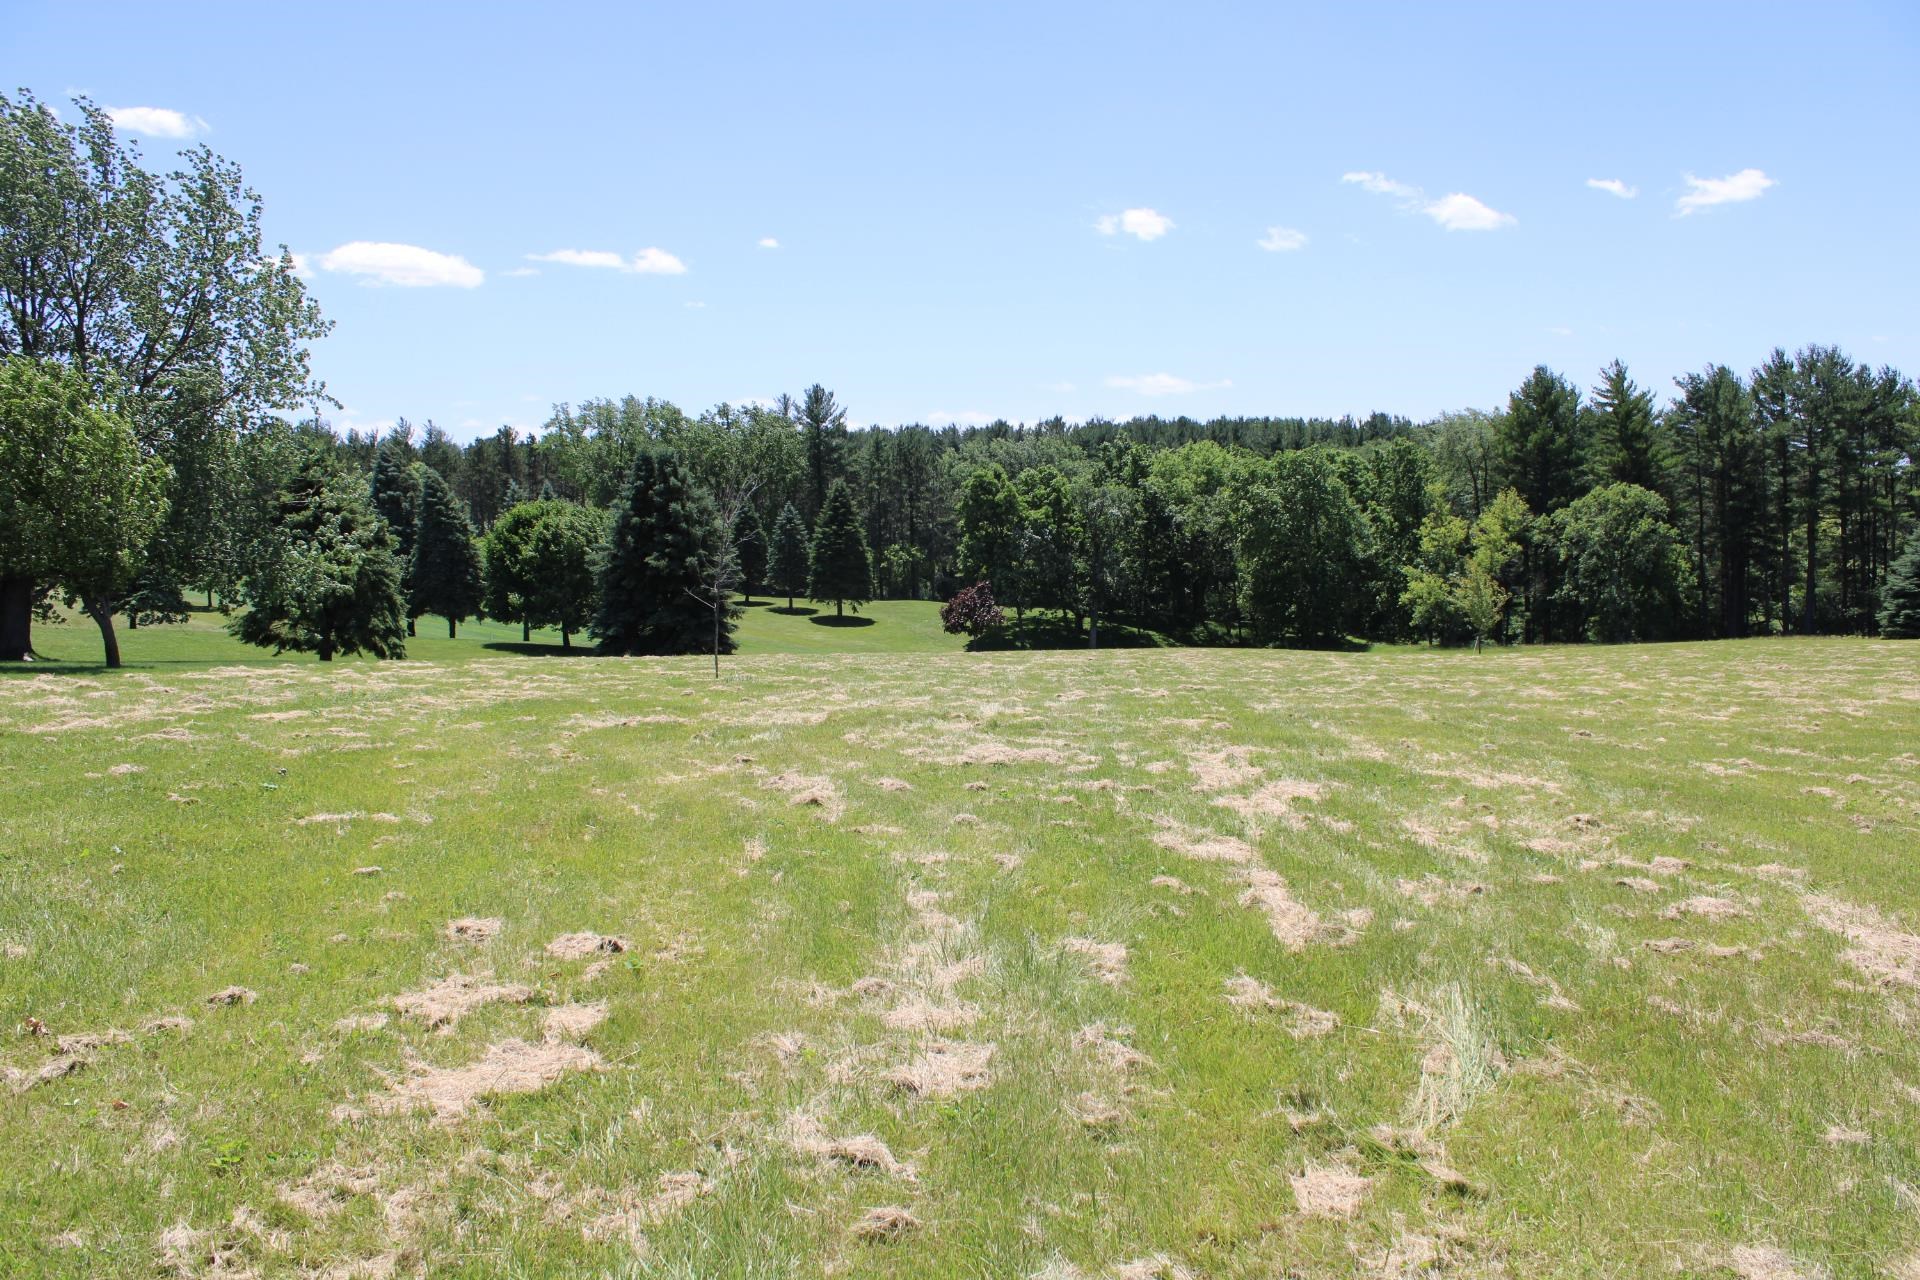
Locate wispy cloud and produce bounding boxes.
[1257,226,1308,252]
[1676,168,1774,216]
[316,242,484,288]
[1342,171,1516,232]
[1586,177,1638,199]
[1105,373,1231,397]
[1095,208,1175,241]
[104,106,207,138]
[758,237,780,249]
[527,247,689,275]
[927,409,998,426]
[1341,171,1419,199]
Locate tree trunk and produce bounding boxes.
[319,633,334,662]
[787,592,794,611]
[448,616,457,639]
[0,575,34,661]
[836,599,843,618]
[86,598,122,669]
[407,616,416,637]
[561,627,571,650]
[522,617,531,642]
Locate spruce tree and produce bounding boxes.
[733,504,768,602]
[806,480,873,618]
[592,449,732,656]
[1879,530,1920,639]
[368,439,422,634]
[770,502,810,611]
[232,454,408,662]
[410,467,486,637]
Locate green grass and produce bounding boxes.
[3,634,1918,1277]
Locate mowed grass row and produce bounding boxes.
[1,637,1917,1277]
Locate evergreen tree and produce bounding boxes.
[770,502,810,610]
[807,480,874,618]
[592,448,732,655]
[410,466,485,637]
[231,453,407,661]
[1498,366,1587,514]
[1585,360,1669,495]
[733,504,768,602]
[1879,530,1920,638]
[483,500,601,648]
[369,435,422,633]
[796,384,848,520]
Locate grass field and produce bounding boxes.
[3,623,1919,1278]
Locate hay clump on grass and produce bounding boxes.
[392,973,533,1030]
[545,932,630,960]
[371,1037,602,1120]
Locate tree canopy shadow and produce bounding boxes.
[769,606,819,616]
[481,641,596,658]
[966,615,1173,651]
[808,614,876,628]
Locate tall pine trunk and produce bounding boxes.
[448,617,457,639]
[0,575,34,661]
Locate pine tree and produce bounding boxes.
[368,437,422,634]
[807,480,873,618]
[770,502,810,611]
[592,449,732,655]
[797,384,848,520]
[232,453,408,662]
[1879,530,1920,638]
[733,504,768,602]
[1584,360,1668,494]
[410,466,486,637]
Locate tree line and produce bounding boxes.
[5,88,1919,668]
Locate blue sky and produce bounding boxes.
[11,1,1919,440]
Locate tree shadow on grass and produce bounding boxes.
[481,642,596,658]
[768,606,819,616]
[966,615,1172,651]
[808,614,876,628]
[736,598,773,608]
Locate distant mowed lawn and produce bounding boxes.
[2,620,1918,1278]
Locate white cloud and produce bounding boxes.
[1257,226,1308,252]
[1105,373,1231,397]
[1586,177,1638,199]
[104,106,207,138]
[316,241,484,288]
[684,300,707,309]
[1095,208,1174,241]
[1341,171,1419,199]
[1344,171,1515,232]
[758,237,780,249]
[527,247,689,275]
[630,246,687,274]
[1676,168,1774,215]
[1423,192,1516,232]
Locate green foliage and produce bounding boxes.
[1236,450,1371,648]
[956,464,1020,584]
[769,502,811,609]
[1585,359,1669,494]
[1498,366,1587,514]
[592,449,731,655]
[230,454,407,661]
[732,504,768,599]
[0,358,170,665]
[370,436,422,577]
[409,467,485,635]
[482,500,602,646]
[1547,483,1695,643]
[1878,531,1920,638]
[796,384,848,519]
[807,480,874,618]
